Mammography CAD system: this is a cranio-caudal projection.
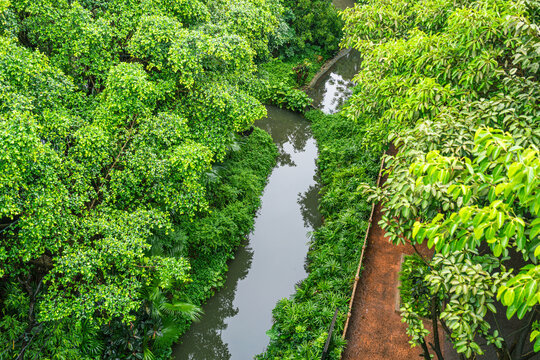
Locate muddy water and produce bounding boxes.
[173,107,322,359]
[333,0,356,10]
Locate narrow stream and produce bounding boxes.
[174,2,360,358]
[173,107,322,359]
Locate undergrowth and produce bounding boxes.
[141,128,277,357]
[257,110,381,359]
[243,49,335,113]
[258,50,329,88]
[182,127,277,322]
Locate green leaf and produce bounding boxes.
[531,225,540,240]
[504,289,515,305]
[412,221,421,238]
[493,244,503,257]
[525,280,537,303]
[474,225,485,240]
[495,183,506,195]
[534,245,540,259]
[459,207,472,222]
[506,301,518,319]
[516,302,529,320]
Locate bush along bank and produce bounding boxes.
[160,128,277,358]
[241,55,327,113]
[257,110,381,359]
[241,74,314,113]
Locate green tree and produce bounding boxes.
[0,0,282,357]
[341,0,540,358]
[279,0,343,57]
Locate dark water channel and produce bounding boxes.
[173,107,322,359]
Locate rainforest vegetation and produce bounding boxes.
[0,0,342,358]
[2,0,538,358]
[340,0,540,358]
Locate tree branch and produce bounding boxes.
[420,337,432,360]
[430,296,445,360]
[89,115,138,210]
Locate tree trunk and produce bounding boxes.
[430,297,445,360]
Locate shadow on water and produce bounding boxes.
[173,107,321,359]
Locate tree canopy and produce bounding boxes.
[0,0,283,358]
[341,0,539,358]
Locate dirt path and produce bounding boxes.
[341,203,433,360]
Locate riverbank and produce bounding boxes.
[174,107,322,359]
[257,110,381,359]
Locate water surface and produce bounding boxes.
[308,49,362,114]
[173,107,322,359]
[333,0,356,10]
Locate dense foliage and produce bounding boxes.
[269,0,343,58]
[0,0,282,358]
[341,0,540,358]
[257,110,380,359]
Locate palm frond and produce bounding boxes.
[161,301,203,321]
[143,346,156,360]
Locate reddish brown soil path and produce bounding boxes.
[341,203,433,360]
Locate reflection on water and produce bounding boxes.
[309,49,362,114]
[298,180,323,230]
[174,245,254,360]
[174,107,321,359]
[256,108,312,167]
[333,0,356,10]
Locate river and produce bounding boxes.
[173,107,322,359]
[173,2,359,358]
